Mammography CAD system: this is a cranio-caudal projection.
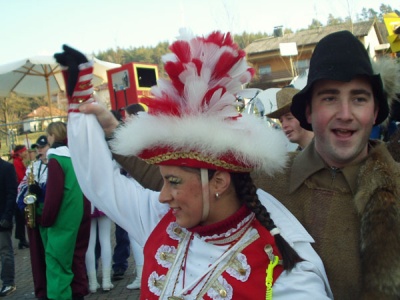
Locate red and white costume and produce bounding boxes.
[68,112,332,299]
[66,30,333,299]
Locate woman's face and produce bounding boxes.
[20,149,29,160]
[158,165,204,228]
[47,133,55,146]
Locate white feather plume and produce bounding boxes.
[111,30,288,174]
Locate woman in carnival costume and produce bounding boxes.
[11,145,30,249]
[57,31,333,299]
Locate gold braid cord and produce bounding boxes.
[143,151,252,173]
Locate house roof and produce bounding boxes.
[24,106,67,119]
[245,20,386,56]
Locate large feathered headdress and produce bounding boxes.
[111,29,287,174]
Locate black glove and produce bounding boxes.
[54,45,88,97]
[28,181,42,197]
[0,219,12,230]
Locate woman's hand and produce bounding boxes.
[79,100,120,138]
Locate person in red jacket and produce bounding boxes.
[11,145,29,249]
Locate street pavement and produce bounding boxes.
[8,225,140,300]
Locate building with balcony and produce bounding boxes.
[245,20,390,89]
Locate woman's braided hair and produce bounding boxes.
[230,172,302,270]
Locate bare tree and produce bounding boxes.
[308,19,324,29]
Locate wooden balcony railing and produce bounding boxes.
[248,70,294,89]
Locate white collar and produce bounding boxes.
[47,146,70,158]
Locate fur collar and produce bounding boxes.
[355,142,400,298]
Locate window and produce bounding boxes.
[259,65,271,75]
[295,59,309,74]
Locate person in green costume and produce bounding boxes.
[40,121,91,300]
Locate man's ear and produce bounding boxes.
[374,106,379,124]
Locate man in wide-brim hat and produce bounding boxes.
[266,86,314,150]
[258,30,400,299]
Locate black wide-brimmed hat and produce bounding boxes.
[291,30,387,131]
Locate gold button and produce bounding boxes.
[173,227,182,234]
[239,268,246,275]
[160,252,167,260]
[219,289,227,297]
[264,244,272,252]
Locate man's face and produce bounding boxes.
[28,150,37,161]
[306,77,378,168]
[279,112,305,145]
[37,145,49,161]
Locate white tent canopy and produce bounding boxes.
[290,69,309,90]
[236,88,280,115]
[0,55,120,98]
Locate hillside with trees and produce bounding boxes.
[95,3,396,77]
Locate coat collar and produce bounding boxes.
[289,139,369,195]
[289,140,325,193]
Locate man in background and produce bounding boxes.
[0,156,17,297]
[266,86,314,150]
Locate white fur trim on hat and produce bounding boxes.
[111,112,288,175]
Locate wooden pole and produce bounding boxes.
[45,74,53,122]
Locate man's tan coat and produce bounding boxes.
[253,140,400,299]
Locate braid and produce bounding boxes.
[231,172,302,270]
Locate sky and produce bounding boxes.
[0,0,398,64]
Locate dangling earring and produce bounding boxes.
[215,192,219,199]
